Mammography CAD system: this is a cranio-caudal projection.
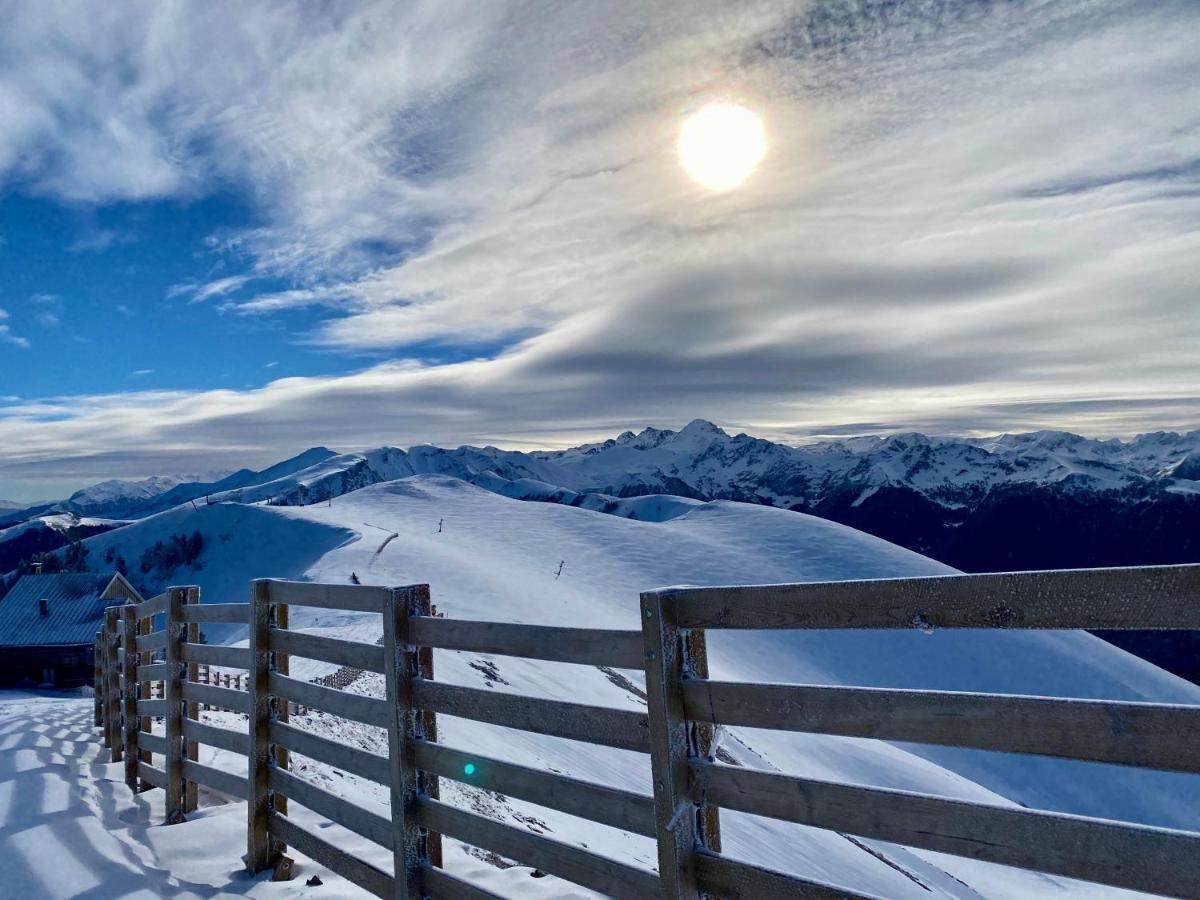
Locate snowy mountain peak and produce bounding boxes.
[674,418,729,445]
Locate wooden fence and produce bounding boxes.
[93,565,1200,899]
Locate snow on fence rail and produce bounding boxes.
[93,565,1200,899]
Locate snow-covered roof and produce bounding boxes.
[0,573,126,647]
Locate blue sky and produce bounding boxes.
[1,0,1198,501]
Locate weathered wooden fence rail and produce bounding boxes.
[93,564,1200,899]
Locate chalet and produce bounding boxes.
[0,570,142,688]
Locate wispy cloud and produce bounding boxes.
[168,274,256,304]
[0,1,1197,480]
[128,369,154,378]
[67,228,129,253]
[0,309,30,349]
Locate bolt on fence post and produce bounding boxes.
[641,589,712,898]
[246,579,277,875]
[105,607,122,762]
[123,602,140,790]
[384,584,438,899]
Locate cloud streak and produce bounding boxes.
[0,0,1198,483]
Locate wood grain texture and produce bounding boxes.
[662,564,1200,630]
[268,812,392,900]
[245,579,274,873]
[270,767,393,848]
[137,762,167,791]
[413,740,656,838]
[185,718,251,757]
[408,617,645,669]
[138,731,168,756]
[693,761,1200,898]
[269,628,386,673]
[411,679,650,753]
[136,629,169,652]
[270,720,389,784]
[93,632,103,728]
[136,699,168,717]
[268,672,390,728]
[181,642,251,669]
[137,662,169,682]
[104,608,122,759]
[182,758,248,799]
[163,587,186,823]
[122,604,139,789]
[184,589,200,814]
[640,591,699,897]
[419,797,660,900]
[261,579,390,614]
[385,585,434,899]
[136,592,169,617]
[684,680,1200,772]
[182,681,251,714]
[180,602,250,624]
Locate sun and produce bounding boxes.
[678,102,766,192]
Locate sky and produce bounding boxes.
[0,0,1198,501]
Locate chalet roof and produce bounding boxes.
[0,573,125,647]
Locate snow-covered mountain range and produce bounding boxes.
[189,420,1200,512]
[9,421,1200,524]
[5,420,1200,580]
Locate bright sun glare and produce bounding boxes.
[678,102,767,192]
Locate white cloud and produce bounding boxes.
[0,1,1198,480]
[0,308,30,348]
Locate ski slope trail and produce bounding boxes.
[74,474,1200,898]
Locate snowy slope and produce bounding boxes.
[74,475,1200,898]
[59,474,220,517]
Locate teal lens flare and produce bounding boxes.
[463,763,476,776]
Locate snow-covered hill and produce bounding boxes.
[71,474,1200,898]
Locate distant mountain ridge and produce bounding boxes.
[183,418,1200,519]
[7,421,1200,573]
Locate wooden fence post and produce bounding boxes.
[275,601,289,823]
[184,586,200,814]
[105,607,122,762]
[383,584,439,899]
[164,586,187,823]
[123,603,140,790]
[94,630,104,730]
[641,591,721,898]
[685,629,720,854]
[246,579,282,876]
[137,612,152,790]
